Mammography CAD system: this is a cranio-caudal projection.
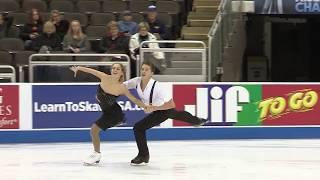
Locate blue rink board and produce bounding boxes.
[0,127,320,143]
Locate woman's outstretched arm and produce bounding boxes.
[70,66,107,80]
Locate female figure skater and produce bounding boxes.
[124,62,208,165]
[70,63,149,165]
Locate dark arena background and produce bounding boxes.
[1,0,320,179]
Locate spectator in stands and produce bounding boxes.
[118,11,138,36]
[32,21,62,82]
[99,21,129,54]
[0,13,13,39]
[20,9,43,49]
[63,20,90,53]
[49,10,69,41]
[146,5,169,40]
[31,21,62,52]
[130,22,165,73]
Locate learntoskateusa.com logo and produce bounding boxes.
[173,85,250,124]
[33,101,143,113]
[0,86,19,129]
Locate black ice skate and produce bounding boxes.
[195,118,210,127]
[130,155,149,165]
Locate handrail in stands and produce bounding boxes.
[28,53,130,83]
[208,0,233,81]
[0,65,16,82]
[138,40,207,81]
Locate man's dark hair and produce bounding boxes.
[141,62,155,73]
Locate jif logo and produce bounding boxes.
[179,86,250,123]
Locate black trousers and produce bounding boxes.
[133,108,202,156]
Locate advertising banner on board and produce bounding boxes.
[32,85,145,129]
[173,84,320,126]
[0,85,19,129]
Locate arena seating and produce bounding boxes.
[0,0,217,82]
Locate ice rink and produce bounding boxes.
[1,139,320,180]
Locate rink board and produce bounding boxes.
[1,127,320,143]
[1,83,320,143]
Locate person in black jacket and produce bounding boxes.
[19,9,43,49]
[32,21,62,52]
[99,21,129,54]
[146,5,170,40]
[32,21,62,82]
[0,13,13,39]
[49,10,69,41]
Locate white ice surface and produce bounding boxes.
[1,140,320,180]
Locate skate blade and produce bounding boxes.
[83,161,100,166]
[130,162,148,166]
[115,122,126,127]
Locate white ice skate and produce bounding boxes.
[83,152,101,166]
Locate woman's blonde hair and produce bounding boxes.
[138,22,150,31]
[111,63,126,82]
[67,20,85,40]
[43,21,56,34]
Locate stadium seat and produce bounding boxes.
[77,0,101,13]
[86,25,106,39]
[0,51,13,65]
[102,0,127,13]
[0,38,24,51]
[10,12,28,27]
[157,13,172,29]
[7,26,20,38]
[22,0,48,12]
[15,50,35,66]
[49,0,75,12]
[90,13,115,26]
[129,1,151,13]
[156,1,180,15]
[63,12,88,26]
[0,38,35,66]
[0,0,20,12]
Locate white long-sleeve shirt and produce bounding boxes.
[123,77,170,106]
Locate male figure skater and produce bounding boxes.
[124,62,208,165]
